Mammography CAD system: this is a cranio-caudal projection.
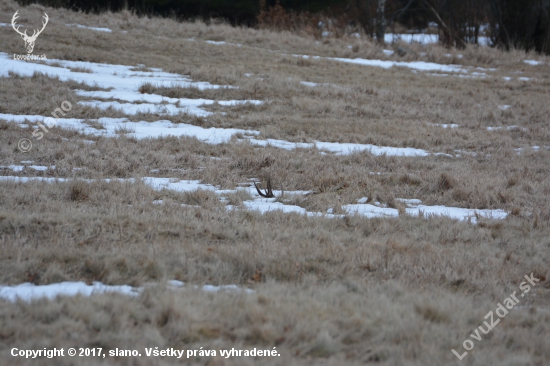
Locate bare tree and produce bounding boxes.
[375,0,387,43]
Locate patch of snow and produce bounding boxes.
[430,123,459,128]
[0,114,260,144]
[294,54,471,74]
[74,89,261,117]
[434,153,454,158]
[343,200,507,222]
[395,198,422,205]
[357,197,368,204]
[486,125,524,132]
[498,105,511,110]
[29,165,53,171]
[405,205,507,222]
[0,165,53,172]
[246,138,429,157]
[78,100,213,117]
[200,284,254,294]
[242,199,308,215]
[1,51,261,121]
[523,60,543,66]
[300,81,319,87]
[343,204,398,218]
[0,280,253,302]
[142,177,216,192]
[0,52,228,94]
[218,100,263,106]
[0,165,24,172]
[0,176,508,223]
[383,50,394,56]
[65,24,112,32]
[384,33,438,44]
[0,281,139,302]
[328,56,466,73]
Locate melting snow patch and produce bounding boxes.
[523,60,543,66]
[298,53,494,77]
[66,24,112,32]
[241,200,308,215]
[486,125,525,132]
[78,100,213,117]
[0,282,139,302]
[384,33,438,44]
[327,57,465,73]
[1,52,262,121]
[343,199,507,222]
[0,114,260,144]
[0,52,234,95]
[0,280,253,302]
[300,81,319,87]
[0,165,54,172]
[430,123,459,129]
[0,177,508,223]
[246,138,429,157]
[142,178,217,192]
[0,165,24,172]
[200,284,254,293]
[405,205,507,222]
[395,198,422,205]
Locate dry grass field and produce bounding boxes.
[0,0,550,365]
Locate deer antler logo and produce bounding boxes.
[11,11,49,54]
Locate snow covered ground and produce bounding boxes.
[383,33,491,46]
[65,24,112,32]
[1,52,439,155]
[0,51,517,224]
[0,176,508,222]
[0,280,253,302]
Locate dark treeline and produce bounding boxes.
[15,0,550,54]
